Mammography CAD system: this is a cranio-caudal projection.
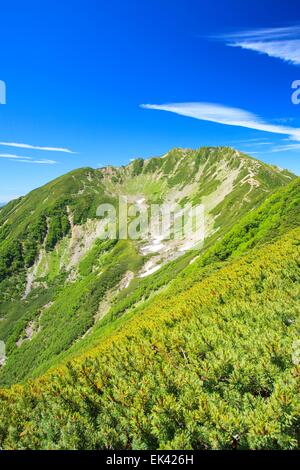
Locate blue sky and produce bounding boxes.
[1,0,300,202]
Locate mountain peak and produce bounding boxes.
[0,146,299,450]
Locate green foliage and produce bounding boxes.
[132,158,144,176]
[0,147,298,450]
[45,204,70,251]
[207,177,300,261]
[0,229,299,449]
[0,239,143,386]
[144,157,163,174]
[0,168,115,292]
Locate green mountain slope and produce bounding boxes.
[43,176,300,372]
[0,189,299,449]
[0,147,299,450]
[0,147,292,297]
[0,148,294,387]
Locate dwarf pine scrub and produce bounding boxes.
[0,151,299,450]
[0,225,299,450]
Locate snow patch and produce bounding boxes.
[139,260,162,278]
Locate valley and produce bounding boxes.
[0,146,299,450]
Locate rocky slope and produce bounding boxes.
[0,172,299,449]
[0,146,295,387]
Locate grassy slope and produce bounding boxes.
[0,168,114,299]
[0,227,299,449]
[0,239,143,386]
[0,151,296,386]
[39,177,300,369]
[0,147,291,296]
[0,178,299,449]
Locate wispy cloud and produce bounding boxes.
[231,138,269,143]
[0,142,75,153]
[0,153,57,164]
[229,138,271,145]
[217,26,300,66]
[216,26,300,41]
[0,154,31,160]
[269,143,300,152]
[141,102,300,141]
[238,150,261,155]
[241,141,273,146]
[15,159,57,164]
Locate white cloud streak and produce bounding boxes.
[15,159,57,164]
[141,102,300,141]
[229,138,270,144]
[230,39,300,66]
[217,26,300,41]
[0,142,75,153]
[269,143,300,152]
[0,153,57,164]
[241,141,273,146]
[218,26,300,66]
[0,154,31,160]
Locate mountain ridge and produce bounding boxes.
[0,148,295,373]
[0,177,299,448]
[0,146,299,449]
[0,147,294,294]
